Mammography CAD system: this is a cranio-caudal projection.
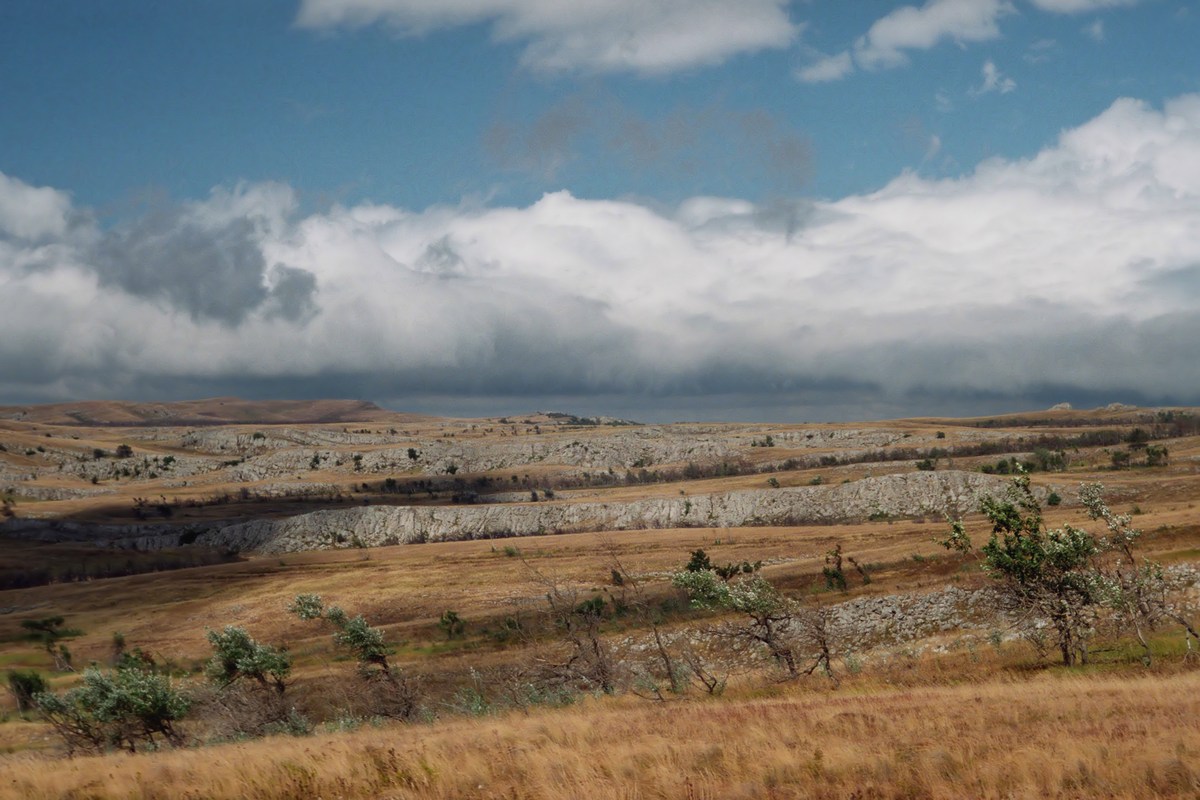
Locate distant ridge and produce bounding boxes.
[0,398,431,427]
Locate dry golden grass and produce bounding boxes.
[2,668,1197,799]
[0,512,1022,678]
[5,404,1200,797]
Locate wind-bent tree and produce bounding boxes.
[35,666,189,754]
[673,570,839,684]
[1080,483,1200,664]
[944,471,1101,666]
[202,625,295,736]
[289,594,418,720]
[205,626,291,694]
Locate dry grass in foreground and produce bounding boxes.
[3,669,1198,800]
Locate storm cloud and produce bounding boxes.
[90,188,318,325]
[2,94,1200,419]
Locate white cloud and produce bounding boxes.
[1024,37,1058,63]
[796,0,1134,86]
[1026,0,1138,12]
[0,172,73,241]
[795,51,854,83]
[854,0,1015,71]
[294,0,799,75]
[971,59,1017,94]
[4,94,1200,413]
[1083,19,1105,40]
[795,0,1014,83]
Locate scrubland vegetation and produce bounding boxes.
[1,402,1199,798]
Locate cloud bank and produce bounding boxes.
[294,0,799,75]
[2,94,1200,418]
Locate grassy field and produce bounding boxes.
[2,401,1199,797]
[3,668,1198,799]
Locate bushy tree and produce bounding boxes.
[35,666,189,754]
[673,571,801,677]
[944,471,1102,665]
[685,549,713,573]
[205,626,290,694]
[201,626,300,737]
[673,570,839,683]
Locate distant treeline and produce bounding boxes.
[0,546,241,591]
[971,409,1200,435]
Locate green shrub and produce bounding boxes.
[36,666,190,754]
[6,670,46,713]
[205,626,290,694]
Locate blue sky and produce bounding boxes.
[1,1,1199,421]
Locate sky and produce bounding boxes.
[0,0,1198,422]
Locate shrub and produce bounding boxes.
[289,594,417,719]
[685,549,713,573]
[36,666,190,754]
[438,610,465,640]
[6,670,46,713]
[205,626,290,694]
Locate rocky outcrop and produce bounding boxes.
[180,470,1014,554]
[0,471,1037,556]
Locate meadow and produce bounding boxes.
[1,401,1198,798]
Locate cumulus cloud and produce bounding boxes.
[294,0,799,75]
[795,51,854,84]
[853,0,1014,71]
[971,60,1017,94]
[89,184,315,325]
[0,172,74,241]
[795,0,1013,82]
[4,94,1200,417]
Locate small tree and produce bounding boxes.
[202,626,295,736]
[944,471,1102,665]
[685,549,713,573]
[35,666,189,754]
[519,560,617,695]
[205,626,290,694]
[289,594,417,720]
[823,544,847,591]
[6,670,46,713]
[21,616,80,671]
[1081,484,1200,664]
[1144,445,1169,467]
[673,571,808,679]
[603,541,687,700]
[438,610,465,640]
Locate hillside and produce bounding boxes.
[0,397,423,427]
[0,402,1198,798]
